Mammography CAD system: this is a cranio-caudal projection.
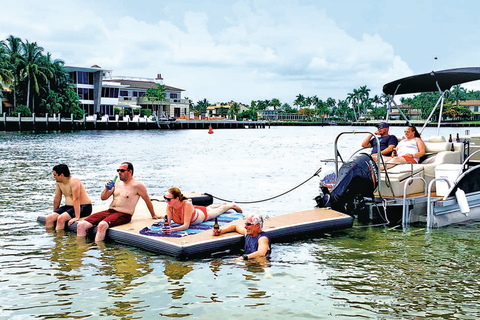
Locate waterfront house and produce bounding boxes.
[65,65,189,118]
[459,100,480,120]
[103,74,189,119]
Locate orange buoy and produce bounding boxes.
[208,126,214,134]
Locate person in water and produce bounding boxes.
[384,125,426,165]
[76,162,161,242]
[45,164,93,231]
[361,122,398,161]
[212,212,271,260]
[162,187,243,234]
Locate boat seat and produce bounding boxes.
[378,164,425,197]
[377,141,463,198]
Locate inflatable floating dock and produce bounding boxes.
[37,193,353,259]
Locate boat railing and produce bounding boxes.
[401,176,427,228]
[426,178,452,229]
[463,149,480,169]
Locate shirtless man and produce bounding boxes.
[45,164,92,231]
[76,162,161,242]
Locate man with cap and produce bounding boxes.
[361,122,398,161]
[213,212,271,260]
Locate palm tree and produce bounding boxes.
[227,101,240,119]
[447,85,467,106]
[40,52,67,91]
[271,98,281,110]
[346,92,358,121]
[144,83,167,116]
[358,85,371,109]
[293,94,305,110]
[2,35,23,108]
[0,44,13,85]
[18,40,51,114]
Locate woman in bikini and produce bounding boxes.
[162,187,243,234]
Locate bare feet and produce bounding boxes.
[232,203,243,213]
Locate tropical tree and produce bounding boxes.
[18,40,52,113]
[443,104,473,120]
[271,98,281,110]
[346,91,358,121]
[293,94,305,110]
[2,35,23,108]
[0,45,13,85]
[194,98,209,116]
[446,85,467,106]
[227,101,240,119]
[282,103,296,114]
[144,83,166,103]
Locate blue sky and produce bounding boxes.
[2,0,480,105]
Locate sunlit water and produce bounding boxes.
[1,125,480,319]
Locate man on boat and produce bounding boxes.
[213,212,271,260]
[361,122,398,161]
[45,164,93,231]
[76,162,161,243]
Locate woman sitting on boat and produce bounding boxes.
[384,125,426,165]
[162,187,243,234]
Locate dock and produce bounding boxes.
[37,194,353,259]
[1,113,266,131]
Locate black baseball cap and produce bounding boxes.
[377,122,389,129]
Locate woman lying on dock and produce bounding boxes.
[162,187,243,234]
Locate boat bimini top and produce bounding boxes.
[382,67,480,135]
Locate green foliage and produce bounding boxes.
[1,35,80,117]
[194,98,209,116]
[11,104,31,117]
[140,108,152,117]
[144,84,166,103]
[443,104,473,120]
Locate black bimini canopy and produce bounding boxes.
[383,67,480,95]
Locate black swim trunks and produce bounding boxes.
[54,204,93,218]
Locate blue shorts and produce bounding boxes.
[54,204,93,219]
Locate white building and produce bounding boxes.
[65,66,189,117]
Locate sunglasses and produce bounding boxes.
[117,169,128,173]
[404,130,413,133]
[164,196,174,202]
[245,222,253,226]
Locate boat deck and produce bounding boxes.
[37,195,353,259]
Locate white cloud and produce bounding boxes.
[6,0,466,105]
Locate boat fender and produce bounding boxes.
[455,188,470,215]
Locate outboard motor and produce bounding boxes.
[315,153,378,221]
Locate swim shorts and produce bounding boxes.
[84,209,132,228]
[54,204,93,218]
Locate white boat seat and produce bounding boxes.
[378,164,425,197]
[377,140,464,198]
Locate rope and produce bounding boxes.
[207,166,323,204]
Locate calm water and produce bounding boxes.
[1,125,480,319]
